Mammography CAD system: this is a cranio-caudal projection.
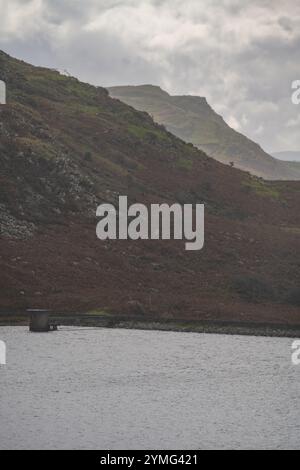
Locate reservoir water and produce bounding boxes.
[0,326,299,450]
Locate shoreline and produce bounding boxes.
[1,313,300,338]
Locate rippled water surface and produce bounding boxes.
[0,326,299,449]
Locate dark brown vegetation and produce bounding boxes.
[0,51,299,324]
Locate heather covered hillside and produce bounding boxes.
[0,51,299,323]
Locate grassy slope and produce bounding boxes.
[108,85,300,181]
[0,51,300,323]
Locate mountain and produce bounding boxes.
[0,51,300,323]
[108,85,300,181]
[272,151,300,162]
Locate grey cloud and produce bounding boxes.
[0,0,300,152]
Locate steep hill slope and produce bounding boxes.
[0,51,300,323]
[108,85,300,181]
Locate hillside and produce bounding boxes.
[108,85,300,181]
[0,51,300,323]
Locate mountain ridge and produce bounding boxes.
[108,85,300,180]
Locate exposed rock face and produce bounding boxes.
[0,204,35,239]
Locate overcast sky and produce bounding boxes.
[0,0,299,153]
